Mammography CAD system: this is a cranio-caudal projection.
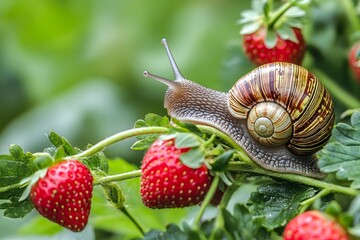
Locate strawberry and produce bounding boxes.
[348,41,360,83]
[283,210,349,240]
[243,27,305,66]
[30,160,93,232]
[140,139,212,208]
[239,0,307,66]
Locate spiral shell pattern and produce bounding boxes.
[228,62,335,155]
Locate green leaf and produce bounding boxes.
[101,182,125,208]
[240,21,261,35]
[175,133,201,149]
[264,29,277,48]
[134,119,147,128]
[82,150,109,174]
[210,150,235,172]
[284,19,303,29]
[277,25,299,43]
[180,147,205,169]
[238,10,261,24]
[221,204,271,240]
[131,135,158,151]
[285,6,306,18]
[48,131,63,147]
[0,148,36,201]
[143,224,188,240]
[144,113,169,127]
[247,182,317,230]
[171,118,202,136]
[319,112,360,188]
[0,197,33,218]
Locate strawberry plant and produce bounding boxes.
[239,0,308,65]
[1,0,360,240]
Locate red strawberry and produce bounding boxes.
[140,139,212,208]
[348,41,360,83]
[243,27,305,66]
[239,1,307,66]
[283,210,349,240]
[30,160,93,232]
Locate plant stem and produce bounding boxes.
[120,206,145,235]
[267,1,294,29]
[94,170,142,185]
[0,182,26,193]
[312,69,360,109]
[340,108,360,119]
[70,127,169,159]
[299,188,331,213]
[193,174,220,226]
[227,162,360,196]
[196,125,254,166]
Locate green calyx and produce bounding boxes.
[238,0,310,48]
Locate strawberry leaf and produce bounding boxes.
[143,224,188,239]
[285,6,306,18]
[180,147,205,169]
[0,146,36,199]
[240,22,262,35]
[318,112,360,188]
[0,197,33,218]
[247,182,317,230]
[277,25,299,43]
[210,150,235,172]
[221,204,272,239]
[264,29,277,48]
[175,133,201,149]
[144,113,170,127]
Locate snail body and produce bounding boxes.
[144,39,335,178]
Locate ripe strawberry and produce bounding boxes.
[239,0,307,66]
[30,160,93,232]
[348,41,360,83]
[140,139,212,208]
[283,210,349,240]
[243,27,305,66]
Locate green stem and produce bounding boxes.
[340,108,360,119]
[312,68,360,109]
[69,127,169,159]
[227,162,360,196]
[0,182,26,193]
[94,170,142,185]
[120,206,145,235]
[193,174,221,226]
[299,188,331,213]
[267,1,294,29]
[197,125,254,166]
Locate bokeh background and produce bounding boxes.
[0,0,359,239]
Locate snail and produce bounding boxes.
[144,38,335,178]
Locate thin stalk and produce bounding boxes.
[299,188,331,213]
[0,182,26,193]
[267,1,294,29]
[70,127,169,159]
[312,68,360,109]
[94,170,142,185]
[227,162,360,196]
[120,206,145,235]
[193,174,221,226]
[196,125,253,166]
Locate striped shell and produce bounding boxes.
[228,62,335,156]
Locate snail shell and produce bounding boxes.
[228,63,334,156]
[144,39,335,178]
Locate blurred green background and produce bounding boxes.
[0,0,359,239]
